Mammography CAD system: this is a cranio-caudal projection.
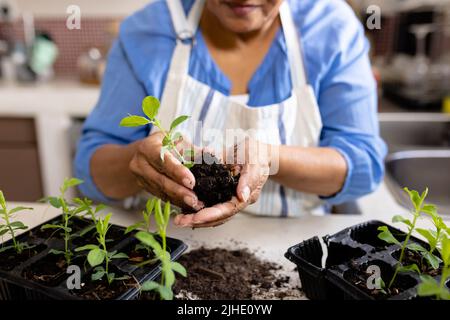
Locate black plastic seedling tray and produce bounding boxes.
[0,216,187,300]
[285,220,440,300]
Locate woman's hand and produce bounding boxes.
[129,131,204,211]
[174,137,271,228]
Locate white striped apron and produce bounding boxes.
[154,0,324,217]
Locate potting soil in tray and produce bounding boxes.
[285,220,441,300]
[0,216,187,300]
[170,247,299,300]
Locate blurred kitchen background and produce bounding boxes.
[0,0,449,215]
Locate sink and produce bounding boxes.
[380,117,450,152]
[385,150,450,215]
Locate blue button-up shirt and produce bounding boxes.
[74,0,387,205]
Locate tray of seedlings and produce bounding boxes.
[286,188,450,300]
[0,179,188,300]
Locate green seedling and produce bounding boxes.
[418,234,450,300]
[40,178,84,265]
[0,191,33,254]
[120,96,194,168]
[134,200,186,300]
[72,197,107,236]
[377,188,440,288]
[124,198,157,262]
[414,202,447,269]
[75,213,129,284]
[124,198,155,235]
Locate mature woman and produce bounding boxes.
[75,0,387,228]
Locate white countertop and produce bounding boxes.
[0,80,98,117]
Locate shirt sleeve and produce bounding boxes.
[317,13,388,205]
[74,40,150,202]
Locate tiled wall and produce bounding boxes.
[1,12,446,78]
[0,17,119,77]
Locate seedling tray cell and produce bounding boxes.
[286,220,440,300]
[0,216,187,300]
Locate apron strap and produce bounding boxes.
[279,1,308,88]
[166,0,205,77]
[165,0,307,87]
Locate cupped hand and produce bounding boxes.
[174,137,272,228]
[130,131,204,211]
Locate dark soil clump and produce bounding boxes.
[190,154,240,208]
[173,247,289,300]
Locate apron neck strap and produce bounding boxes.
[279,1,308,88]
[166,0,307,88]
[167,0,204,42]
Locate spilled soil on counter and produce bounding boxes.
[172,247,295,300]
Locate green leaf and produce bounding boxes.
[146,198,156,216]
[107,273,116,283]
[377,226,401,245]
[0,245,14,253]
[418,275,441,297]
[75,244,99,252]
[48,249,65,255]
[164,267,175,287]
[158,286,174,300]
[120,115,151,127]
[440,234,450,266]
[62,178,83,193]
[92,269,106,281]
[392,215,413,228]
[0,190,6,210]
[111,252,129,259]
[41,197,62,208]
[95,204,107,213]
[397,264,421,274]
[78,224,96,237]
[141,280,160,292]
[406,242,427,252]
[403,188,423,211]
[10,221,28,230]
[0,229,9,237]
[142,96,160,120]
[87,248,105,267]
[135,231,162,252]
[102,213,112,234]
[171,261,187,277]
[9,206,33,215]
[163,201,171,226]
[124,221,144,235]
[170,115,189,131]
[154,199,164,228]
[416,228,437,249]
[422,251,442,270]
[421,204,437,216]
[41,224,71,233]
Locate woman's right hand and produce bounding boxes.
[129,131,204,211]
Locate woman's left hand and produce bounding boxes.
[173,137,271,228]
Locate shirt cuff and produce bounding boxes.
[319,145,354,205]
